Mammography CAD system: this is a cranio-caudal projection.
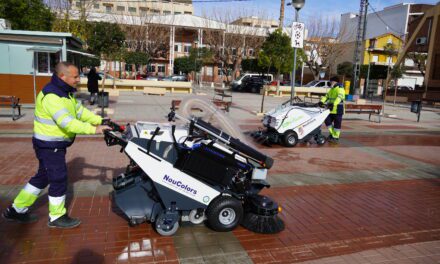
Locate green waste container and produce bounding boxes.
[97,92,109,108]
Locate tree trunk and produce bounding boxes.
[279,0,285,28]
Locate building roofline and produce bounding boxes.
[0,29,73,38]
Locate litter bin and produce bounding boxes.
[410,100,421,113]
[97,92,109,108]
[410,100,422,122]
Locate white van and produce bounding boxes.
[231,73,273,90]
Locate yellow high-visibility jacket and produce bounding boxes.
[33,74,102,149]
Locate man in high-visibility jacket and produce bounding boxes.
[2,62,110,228]
[319,76,345,143]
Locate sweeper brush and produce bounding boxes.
[241,195,284,234]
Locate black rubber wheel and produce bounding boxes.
[282,130,298,147]
[206,196,243,232]
[316,134,326,145]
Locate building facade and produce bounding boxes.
[71,0,194,16]
[0,30,86,103]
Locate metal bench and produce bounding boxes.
[0,96,22,121]
[345,104,383,123]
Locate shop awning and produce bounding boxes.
[67,49,98,58]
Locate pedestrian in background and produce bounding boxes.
[87,67,101,105]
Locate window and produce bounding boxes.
[174,11,182,14]
[128,7,136,13]
[76,1,81,7]
[147,65,156,73]
[37,52,60,74]
[184,11,192,14]
[157,65,165,73]
[105,6,112,13]
[387,38,393,44]
[174,43,182,52]
[372,55,379,63]
[93,4,99,9]
[369,39,376,49]
[140,7,148,16]
[163,10,171,15]
[232,48,237,56]
[248,49,254,56]
[316,81,326,87]
[206,66,213,76]
[184,44,191,53]
[117,6,125,12]
[152,9,160,14]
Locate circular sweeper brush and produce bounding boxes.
[241,194,284,234]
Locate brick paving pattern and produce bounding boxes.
[0,91,439,263]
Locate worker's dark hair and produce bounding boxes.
[329,76,340,83]
[54,62,77,76]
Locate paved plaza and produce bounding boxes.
[0,89,439,263]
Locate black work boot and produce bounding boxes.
[47,215,81,229]
[2,206,38,224]
[328,137,339,144]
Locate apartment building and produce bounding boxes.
[71,0,194,16]
[230,16,279,29]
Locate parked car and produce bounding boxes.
[146,76,159,81]
[304,80,331,88]
[241,76,266,93]
[268,80,300,86]
[231,73,273,90]
[161,75,188,82]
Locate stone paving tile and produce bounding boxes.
[298,241,440,264]
[235,179,440,263]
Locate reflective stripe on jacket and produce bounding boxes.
[33,74,102,149]
[320,84,345,115]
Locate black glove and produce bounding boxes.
[327,103,334,110]
[101,118,111,125]
[318,101,325,108]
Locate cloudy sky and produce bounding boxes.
[193,0,438,24]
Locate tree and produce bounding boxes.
[174,57,194,75]
[407,52,427,77]
[258,29,295,92]
[124,51,150,68]
[304,16,346,80]
[87,22,126,60]
[0,0,54,31]
[80,56,100,68]
[337,61,353,78]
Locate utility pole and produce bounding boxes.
[352,0,368,97]
[279,0,285,28]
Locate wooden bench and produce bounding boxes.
[0,96,21,121]
[213,88,232,102]
[171,99,231,112]
[143,87,166,96]
[345,104,383,123]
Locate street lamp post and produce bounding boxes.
[288,0,305,103]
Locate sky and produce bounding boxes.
[193,0,439,25]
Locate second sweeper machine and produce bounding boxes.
[103,108,284,236]
[252,100,330,147]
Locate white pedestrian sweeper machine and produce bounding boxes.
[103,99,284,236]
[252,100,330,147]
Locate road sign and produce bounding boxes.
[291,22,304,49]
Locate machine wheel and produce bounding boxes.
[316,134,326,145]
[155,221,179,236]
[282,131,298,147]
[206,196,243,232]
[189,209,205,225]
